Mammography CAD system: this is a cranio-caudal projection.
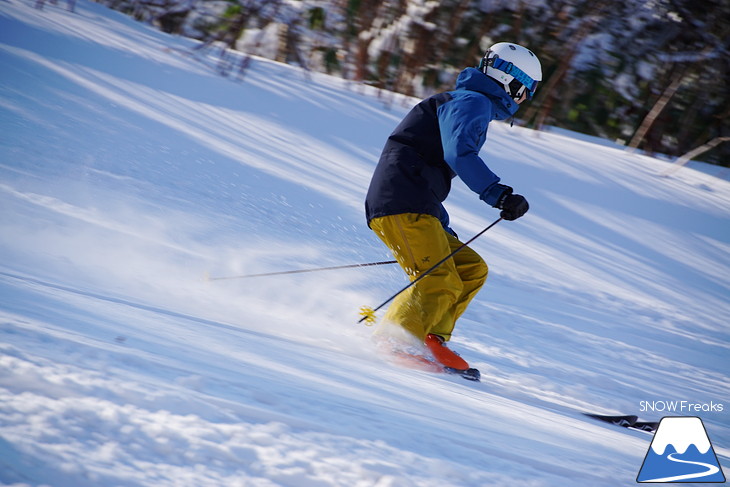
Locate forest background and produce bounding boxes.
[63,0,729,166]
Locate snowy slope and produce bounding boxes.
[1,1,728,486]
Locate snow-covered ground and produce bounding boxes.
[1,1,728,486]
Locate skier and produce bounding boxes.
[365,42,541,373]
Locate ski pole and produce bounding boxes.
[205,259,397,281]
[359,217,503,324]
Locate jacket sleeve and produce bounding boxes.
[437,92,508,207]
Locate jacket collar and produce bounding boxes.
[455,67,520,120]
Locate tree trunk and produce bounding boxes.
[628,68,685,151]
[660,136,730,176]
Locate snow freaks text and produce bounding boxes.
[640,401,724,413]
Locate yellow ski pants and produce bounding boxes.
[369,213,488,341]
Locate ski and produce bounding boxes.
[379,347,481,381]
[584,413,659,433]
[632,421,659,432]
[444,366,481,381]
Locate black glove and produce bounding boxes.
[498,192,529,221]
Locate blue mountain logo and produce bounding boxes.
[637,416,726,483]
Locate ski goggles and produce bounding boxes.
[490,56,539,100]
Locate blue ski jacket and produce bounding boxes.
[365,67,520,230]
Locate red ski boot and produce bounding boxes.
[424,334,469,371]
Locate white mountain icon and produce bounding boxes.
[651,417,711,455]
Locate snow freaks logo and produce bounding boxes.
[637,416,726,483]
[640,400,724,413]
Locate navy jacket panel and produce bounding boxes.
[365,92,453,225]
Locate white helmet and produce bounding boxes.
[478,42,542,101]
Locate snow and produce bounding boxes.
[1,1,728,486]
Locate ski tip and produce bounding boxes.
[584,413,657,432]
